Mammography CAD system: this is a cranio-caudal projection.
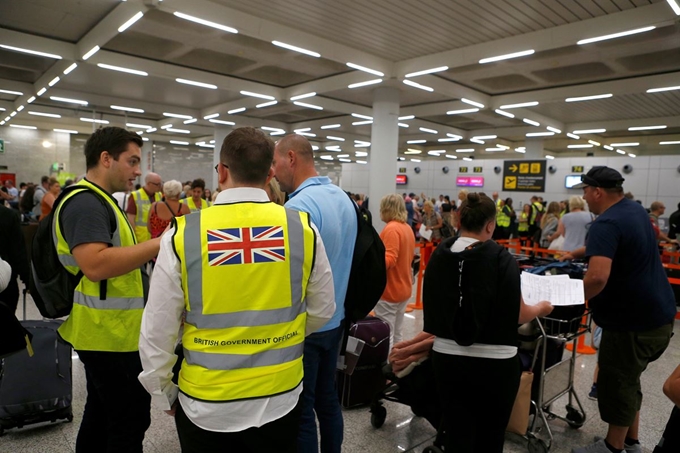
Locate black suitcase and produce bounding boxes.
[337,316,390,408]
[0,303,73,436]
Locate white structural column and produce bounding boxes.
[368,87,400,232]
[524,138,544,160]
[141,140,153,181]
[213,127,231,191]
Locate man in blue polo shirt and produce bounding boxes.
[563,167,676,453]
[273,134,357,453]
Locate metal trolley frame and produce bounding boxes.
[525,309,591,453]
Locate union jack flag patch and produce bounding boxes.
[206,226,286,266]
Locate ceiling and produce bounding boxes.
[1,0,679,164]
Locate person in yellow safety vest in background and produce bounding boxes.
[126,172,162,243]
[138,126,335,453]
[492,192,507,239]
[495,198,512,239]
[181,178,210,212]
[55,127,161,451]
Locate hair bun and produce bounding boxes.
[467,192,480,204]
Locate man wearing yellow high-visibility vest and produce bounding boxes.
[126,172,162,242]
[55,127,162,452]
[181,178,211,212]
[138,127,335,453]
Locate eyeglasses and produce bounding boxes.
[214,162,228,173]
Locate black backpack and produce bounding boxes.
[29,185,116,318]
[343,193,387,324]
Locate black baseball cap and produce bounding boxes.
[573,166,624,189]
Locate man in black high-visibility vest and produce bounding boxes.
[138,127,335,453]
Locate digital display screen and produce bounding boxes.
[565,175,582,189]
[396,174,408,185]
[456,176,484,187]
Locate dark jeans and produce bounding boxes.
[654,406,680,453]
[75,350,151,453]
[433,352,520,453]
[175,397,302,453]
[298,325,344,453]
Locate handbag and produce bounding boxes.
[506,371,534,435]
[548,235,564,250]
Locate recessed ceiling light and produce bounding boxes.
[486,147,506,152]
[628,153,636,158]
[320,124,341,129]
[573,129,606,134]
[48,76,60,87]
[566,133,580,139]
[456,149,474,153]
[170,140,190,145]
[326,136,345,141]
[646,85,680,93]
[176,78,216,89]
[272,40,320,57]
[577,26,655,45]
[479,49,534,64]
[163,112,193,119]
[463,157,473,161]
[166,128,190,134]
[499,101,539,109]
[523,118,540,126]
[293,101,323,110]
[29,111,61,118]
[63,63,78,75]
[660,140,680,145]
[54,128,78,134]
[461,98,485,108]
[126,123,153,129]
[348,79,382,89]
[98,63,148,76]
[0,44,61,59]
[203,113,219,120]
[111,105,144,113]
[82,45,100,60]
[470,138,485,144]
[227,107,246,114]
[16,105,24,112]
[472,135,496,140]
[438,138,460,142]
[616,149,626,155]
[567,144,593,148]
[290,92,316,101]
[26,96,36,104]
[447,108,479,115]
[209,119,235,125]
[609,142,639,147]
[80,118,109,124]
[51,96,88,105]
[398,123,409,128]
[402,79,434,92]
[118,11,144,33]
[545,155,555,159]
[410,158,421,162]
[547,126,562,134]
[0,89,23,96]
[351,113,373,120]
[419,127,438,134]
[10,124,37,129]
[494,109,515,118]
[604,145,614,150]
[398,115,415,120]
[173,12,237,33]
[668,0,680,15]
[526,132,554,137]
[445,154,457,159]
[628,125,666,131]
[565,93,612,102]
[407,140,426,144]
[352,120,373,126]
[183,118,197,124]
[240,91,275,100]
[404,66,448,78]
[346,62,384,76]
[256,101,278,108]
[37,87,47,96]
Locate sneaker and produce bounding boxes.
[593,437,642,453]
[588,383,598,400]
[571,439,614,453]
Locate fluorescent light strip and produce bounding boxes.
[62,63,78,75]
[336,154,350,158]
[176,78,216,89]
[616,149,626,155]
[463,157,473,161]
[16,105,24,112]
[356,160,367,164]
[577,26,655,45]
[228,108,246,114]
[183,119,197,124]
[48,76,60,87]
[604,145,614,150]
[126,123,153,129]
[445,154,457,159]
[398,123,409,128]
[272,40,320,57]
[523,118,540,126]
[404,66,448,78]
[141,137,149,142]
[610,142,639,147]
[352,120,373,126]
[419,127,438,134]
[326,136,345,141]
[146,128,157,133]
[166,128,190,134]
[261,127,285,132]
[160,124,173,130]
[668,0,680,15]
[163,112,193,119]
[546,155,555,159]
[290,92,316,101]
[407,140,426,144]
[438,138,460,142]
[547,126,562,134]
[98,63,148,76]
[572,129,606,134]
[170,140,190,145]
[111,105,144,113]
[0,89,23,96]
[486,147,506,152]
[26,96,35,104]
[355,151,368,157]
[352,113,373,120]
[340,158,352,163]
[461,98,484,108]
[428,150,445,155]
[256,101,278,108]
[660,141,680,145]
[37,88,47,96]
[448,134,463,139]
[628,153,636,158]
[80,117,109,124]
[9,124,37,129]
[82,45,100,60]
[566,93,612,102]
[293,101,323,110]
[515,147,526,153]
[118,11,144,32]
[647,85,680,93]
[240,91,275,100]
[311,145,319,151]
[294,128,310,133]
[9,112,16,117]
[319,155,333,161]
[348,79,382,89]
[588,140,601,146]
[494,109,514,118]
[28,111,61,118]
[567,144,593,148]
[567,133,580,139]
[345,62,384,76]
[526,132,554,137]
[499,101,539,109]
[0,44,61,59]
[54,128,78,134]
[402,79,434,92]
[472,135,496,140]
[203,113,219,120]
[173,12,237,33]
[447,108,478,115]
[404,149,421,154]
[470,138,485,144]
[628,125,666,131]
[456,149,474,153]
[479,49,534,64]
[320,124,341,129]
[398,115,415,120]
[51,96,88,105]
[209,119,235,125]
[410,159,421,162]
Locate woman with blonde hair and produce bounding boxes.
[374,194,416,349]
[265,178,285,205]
[422,200,443,242]
[539,201,561,248]
[549,196,593,252]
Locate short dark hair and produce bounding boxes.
[220,127,274,185]
[458,192,496,233]
[190,178,205,190]
[41,175,49,184]
[84,127,143,170]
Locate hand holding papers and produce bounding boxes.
[521,272,585,307]
[419,224,432,241]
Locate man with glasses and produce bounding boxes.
[563,167,676,453]
[127,172,162,243]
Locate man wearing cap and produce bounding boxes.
[563,167,676,453]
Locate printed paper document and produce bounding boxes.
[521,271,585,306]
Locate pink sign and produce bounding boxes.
[456,176,484,187]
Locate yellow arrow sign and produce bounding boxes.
[509,164,518,172]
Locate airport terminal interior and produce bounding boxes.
[1,0,680,452]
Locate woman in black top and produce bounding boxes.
[423,193,552,453]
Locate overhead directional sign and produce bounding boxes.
[503,159,546,192]
[459,166,468,173]
[473,166,483,173]
[572,165,584,173]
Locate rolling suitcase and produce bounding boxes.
[0,293,73,436]
[337,316,390,408]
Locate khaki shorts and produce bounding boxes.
[598,323,673,426]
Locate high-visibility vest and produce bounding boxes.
[55,179,145,352]
[530,202,544,226]
[518,212,530,232]
[173,202,316,402]
[496,205,511,228]
[181,197,209,212]
[131,188,161,243]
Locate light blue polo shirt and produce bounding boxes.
[285,176,357,332]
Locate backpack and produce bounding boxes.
[343,192,387,324]
[29,185,116,319]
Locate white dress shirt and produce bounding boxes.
[138,187,335,432]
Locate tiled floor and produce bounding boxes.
[3,293,678,453]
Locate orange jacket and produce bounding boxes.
[380,221,416,302]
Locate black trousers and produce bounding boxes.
[75,350,151,453]
[654,406,680,452]
[175,395,303,453]
[432,352,520,453]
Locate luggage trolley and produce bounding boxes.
[524,308,590,453]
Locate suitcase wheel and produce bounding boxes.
[370,404,387,428]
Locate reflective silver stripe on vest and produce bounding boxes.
[74,290,145,310]
[134,193,151,226]
[184,342,304,370]
[183,207,307,330]
[57,254,79,267]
